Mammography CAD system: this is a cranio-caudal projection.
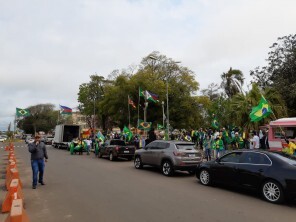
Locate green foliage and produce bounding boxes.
[228,84,287,131]
[78,52,200,130]
[77,74,110,128]
[17,104,58,134]
[250,34,296,115]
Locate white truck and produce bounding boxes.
[52,124,81,149]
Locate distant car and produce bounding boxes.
[45,136,54,145]
[0,136,7,142]
[196,150,296,204]
[98,139,135,161]
[134,140,202,176]
[25,137,34,144]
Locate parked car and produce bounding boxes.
[25,136,34,144]
[134,140,202,176]
[45,136,54,145]
[196,150,296,204]
[0,136,7,142]
[98,139,135,161]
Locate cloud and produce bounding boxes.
[0,0,295,130]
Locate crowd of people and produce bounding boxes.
[67,126,273,161]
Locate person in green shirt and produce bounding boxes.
[216,133,225,158]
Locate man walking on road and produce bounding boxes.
[28,135,48,189]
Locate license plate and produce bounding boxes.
[124,151,130,153]
[188,154,195,157]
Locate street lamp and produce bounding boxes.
[161,101,165,128]
[144,101,149,123]
[93,97,96,129]
[149,55,181,140]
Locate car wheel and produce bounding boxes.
[262,180,284,204]
[109,153,116,161]
[162,161,174,176]
[199,169,211,186]
[134,156,143,169]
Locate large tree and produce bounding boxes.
[80,52,201,130]
[77,74,111,129]
[17,104,58,134]
[250,34,296,115]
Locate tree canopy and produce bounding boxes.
[250,34,296,115]
[17,104,58,134]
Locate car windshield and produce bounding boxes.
[110,140,126,146]
[176,144,195,150]
[271,152,296,166]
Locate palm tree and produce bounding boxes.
[221,68,244,98]
[229,84,287,131]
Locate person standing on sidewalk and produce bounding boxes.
[28,135,48,189]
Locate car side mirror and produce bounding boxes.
[144,146,148,150]
[215,158,220,163]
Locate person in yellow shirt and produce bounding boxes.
[282,132,296,156]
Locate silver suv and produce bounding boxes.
[134,140,202,176]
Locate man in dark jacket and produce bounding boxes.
[28,135,48,189]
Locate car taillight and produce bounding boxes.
[115,146,119,151]
[173,151,186,157]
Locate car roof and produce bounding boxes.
[227,149,277,155]
[151,140,194,145]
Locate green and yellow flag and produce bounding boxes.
[123,126,133,141]
[138,119,152,131]
[157,124,164,130]
[16,108,30,117]
[249,96,272,122]
[211,117,219,129]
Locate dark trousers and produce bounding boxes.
[31,159,45,186]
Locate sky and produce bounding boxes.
[0,0,295,131]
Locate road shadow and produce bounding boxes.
[194,180,296,207]
[137,166,194,178]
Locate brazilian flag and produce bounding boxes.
[123,126,133,141]
[211,117,219,129]
[249,96,272,122]
[16,108,30,117]
[138,119,152,131]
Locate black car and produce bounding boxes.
[98,139,135,161]
[196,150,296,204]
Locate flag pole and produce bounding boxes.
[128,95,131,129]
[57,105,60,124]
[14,112,16,138]
[137,87,140,134]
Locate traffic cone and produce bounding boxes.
[4,199,29,222]
[6,168,22,190]
[8,152,15,159]
[2,179,24,213]
[6,162,17,179]
[9,156,17,163]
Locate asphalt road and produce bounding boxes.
[1,141,295,222]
